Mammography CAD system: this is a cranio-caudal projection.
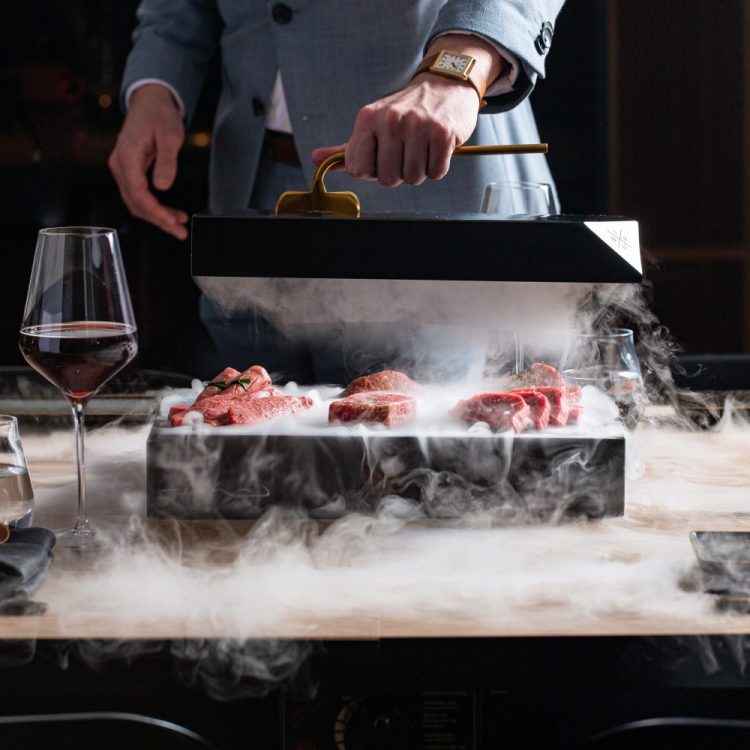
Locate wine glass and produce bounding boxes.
[481,181,556,374]
[19,227,138,546]
[560,328,645,427]
[0,415,34,543]
[480,181,554,218]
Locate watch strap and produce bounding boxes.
[414,51,488,109]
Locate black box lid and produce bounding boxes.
[191,211,642,283]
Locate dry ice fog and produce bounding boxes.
[19,279,750,696]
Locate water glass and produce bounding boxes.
[560,328,645,427]
[0,415,33,542]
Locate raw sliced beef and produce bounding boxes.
[168,404,192,422]
[343,370,420,396]
[172,391,313,427]
[329,392,416,427]
[170,364,310,427]
[512,385,583,429]
[175,391,242,426]
[528,362,566,388]
[170,395,230,426]
[451,392,530,433]
[196,365,272,401]
[505,362,566,390]
[195,367,242,401]
[531,386,571,427]
[224,393,314,425]
[510,388,551,431]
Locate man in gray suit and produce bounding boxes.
[110,0,566,381]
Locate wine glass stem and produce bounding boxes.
[514,332,525,375]
[71,400,91,533]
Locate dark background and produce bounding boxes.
[0,0,744,375]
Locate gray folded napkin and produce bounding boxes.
[0,527,55,615]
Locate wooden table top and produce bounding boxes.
[3,422,750,640]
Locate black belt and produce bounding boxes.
[264,129,301,166]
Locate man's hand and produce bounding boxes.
[312,33,504,188]
[313,77,479,187]
[108,84,189,240]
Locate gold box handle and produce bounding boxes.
[275,143,549,217]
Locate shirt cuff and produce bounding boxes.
[124,78,186,117]
[432,31,520,96]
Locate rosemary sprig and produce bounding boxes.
[205,377,256,392]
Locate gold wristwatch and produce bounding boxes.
[413,50,487,109]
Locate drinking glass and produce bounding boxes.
[560,328,645,427]
[481,181,554,218]
[481,181,556,374]
[0,415,33,543]
[19,228,138,546]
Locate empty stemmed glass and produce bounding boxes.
[481,181,554,218]
[481,181,556,374]
[19,228,138,546]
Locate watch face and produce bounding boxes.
[434,52,472,75]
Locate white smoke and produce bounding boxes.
[195,278,591,335]
[22,414,750,694]
[17,271,749,691]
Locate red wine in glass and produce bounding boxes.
[19,321,137,401]
[19,227,138,546]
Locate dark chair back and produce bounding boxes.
[0,711,220,750]
[584,717,750,749]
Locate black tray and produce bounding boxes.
[690,531,750,611]
[147,421,626,521]
[691,531,750,578]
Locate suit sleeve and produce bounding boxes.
[120,0,223,123]
[428,0,567,113]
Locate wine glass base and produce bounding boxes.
[55,526,97,548]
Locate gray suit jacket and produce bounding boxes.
[122,0,566,214]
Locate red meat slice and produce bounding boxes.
[170,409,194,427]
[196,365,272,401]
[510,389,551,431]
[237,365,273,393]
[329,392,416,427]
[532,386,571,427]
[170,364,305,427]
[195,367,242,401]
[172,392,313,427]
[224,393,314,425]
[168,405,191,424]
[343,370,420,396]
[188,394,239,426]
[507,362,566,390]
[451,392,530,433]
[529,363,565,387]
[170,393,232,426]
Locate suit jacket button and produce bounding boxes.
[272,4,293,24]
[534,21,554,55]
[252,98,265,116]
